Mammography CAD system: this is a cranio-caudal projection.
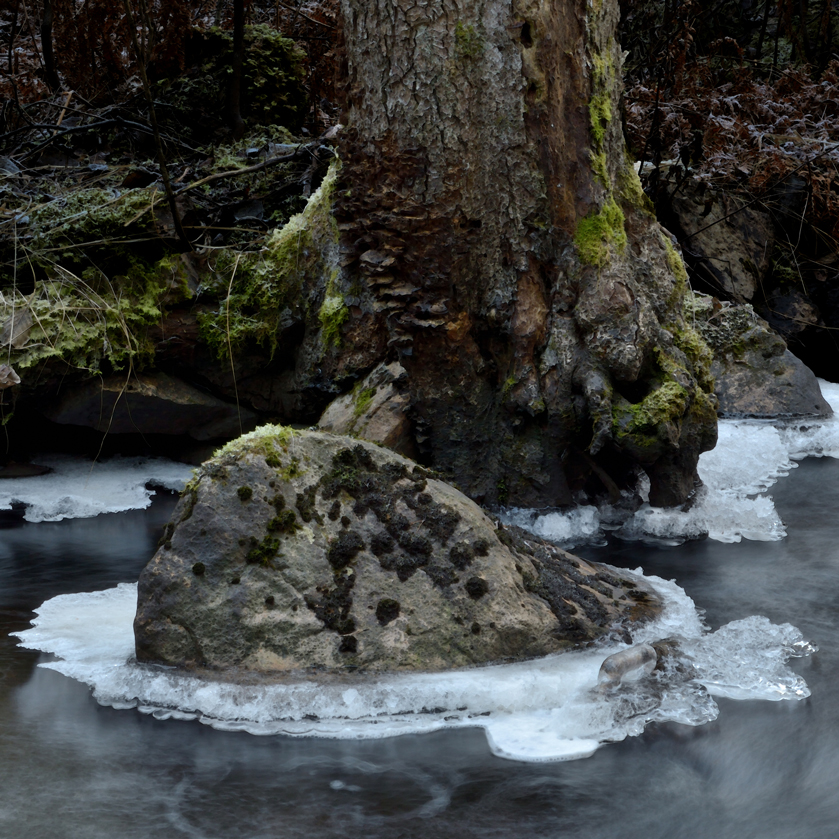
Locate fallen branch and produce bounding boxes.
[6,116,198,161]
[276,1,336,29]
[174,143,314,196]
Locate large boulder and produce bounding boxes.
[135,427,660,675]
[690,294,831,418]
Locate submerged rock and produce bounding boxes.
[134,427,660,675]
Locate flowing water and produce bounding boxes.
[4,408,839,836]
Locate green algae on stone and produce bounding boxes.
[352,387,376,418]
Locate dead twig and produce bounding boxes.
[275,1,336,29]
[175,143,313,196]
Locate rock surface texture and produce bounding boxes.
[691,294,832,418]
[135,427,660,674]
[45,372,257,439]
[666,174,773,302]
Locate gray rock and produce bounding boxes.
[670,175,772,302]
[134,428,661,675]
[689,294,832,418]
[44,372,257,439]
[318,361,417,459]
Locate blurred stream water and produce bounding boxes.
[1,456,838,839]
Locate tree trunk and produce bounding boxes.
[41,0,61,92]
[226,0,246,138]
[297,0,717,508]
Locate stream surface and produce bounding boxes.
[1,455,837,838]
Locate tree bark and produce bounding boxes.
[295,0,718,508]
[226,0,246,138]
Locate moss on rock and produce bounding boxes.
[135,430,663,673]
[198,159,342,358]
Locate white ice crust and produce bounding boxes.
[14,574,816,763]
[0,455,193,521]
[8,387,828,760]
[504,379,839,547]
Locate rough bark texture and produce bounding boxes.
[4,0,718,512]
[302,0,717,507]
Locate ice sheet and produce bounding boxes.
[504,379,839,546]
[0,455,193,521]
[14,574,815,763]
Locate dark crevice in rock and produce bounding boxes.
[375,598,400,625]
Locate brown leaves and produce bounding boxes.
[625,59,839,244]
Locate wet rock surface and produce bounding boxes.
[667,175,773,302]
[134,427,660,675]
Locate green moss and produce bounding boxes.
[671,325,715,393]
[588,53,613,150]
[455,22,484,58]
[318,272,348,349]
[663,238,689,286]
[353,387,376,418]
[575,197,627,267]
[198,160,341,358]
[617,154,655,213]
[28,187,161,247]
[267,509,298,533]
[1,264,167,374]
[179,487,198,523]
[214,424,295,460]
[237,485,253,501]
[612,380,689,442]
[246,534,281,567]
[592,151,609,187]
[278,457,305,481]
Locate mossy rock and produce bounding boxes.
[135,427,661,674]
[689,294,832,418]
